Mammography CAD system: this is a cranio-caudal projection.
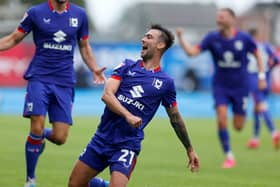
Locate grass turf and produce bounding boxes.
[0,115,279,187]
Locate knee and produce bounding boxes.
[217,119,227,129]
[234,125,243,131]
[68,177,87,187]
[52,134,67,145]
[68,179,78,187]
[233,122,244,131]
[31,126,44,136]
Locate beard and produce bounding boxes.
[141,49,155,62]
[142,53,153,62]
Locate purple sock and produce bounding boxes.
[25,133,43,180]
[218,128,230,153]
[253,112,261,138]
[262,111,275,133]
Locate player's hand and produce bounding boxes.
[93,67,107,84]
[126,115,142,128]
[258,79,267,90]
[176,27,184,38]
[187,148,199,172]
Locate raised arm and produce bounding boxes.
[176,28,201,57]
[101,78,142,128]
[78,39,106,84]
[165,106,199,172]
[0,29,26,51]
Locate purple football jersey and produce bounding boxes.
[18,0,89,87]
[199,30,257,89]
[90,59,177,152]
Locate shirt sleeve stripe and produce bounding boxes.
[17,27,25,33]
[82,35,89,40]
[111,75,121,80]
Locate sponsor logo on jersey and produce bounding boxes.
[53,30,66,43]
[69,18,78,27]
[43,30,73,51]
[152,78,163,90]
[218,51,241,68]
[130,85,144,98]
[118,94,145,111]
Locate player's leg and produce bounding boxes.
[46,122,70,145]
[232,90,248,131]
[257,92,279,149]
[231,94,247,155]
[109,171,129,187]
[23,81,49,186]
[109,149,137,187]
[233,114,246,131]
[246,100,261,149]
[213,88,234,168]
[69,144,109,187]
[69,160,100,187]
[24,116,46,187]
[43,85,73,145]
[216,105,235,168]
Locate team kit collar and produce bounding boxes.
[140,61,161,73]
[48,0,70,13]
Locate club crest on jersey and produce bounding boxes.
[234,40,243,51]
[69,18,78,27]
[152,79,163,90]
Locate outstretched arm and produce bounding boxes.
[176,28,201,57]
[79,39,106,84]
[165,106,199,172]
[102,78,142,128]
[0,29,26,51]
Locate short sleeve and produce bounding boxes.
[18,8,34,34]
[199,32,212,52]
[77,10,89,40]
[111,60,130,80]
[245,34,257,54]
[161,79,177,108]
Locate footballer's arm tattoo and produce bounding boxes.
[166,106,192,151]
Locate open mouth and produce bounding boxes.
[142,46,148,50]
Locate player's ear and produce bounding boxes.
[157,41,166,51]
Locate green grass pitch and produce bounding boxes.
[0,115,279,187]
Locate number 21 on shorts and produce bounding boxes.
[118,149,135,167]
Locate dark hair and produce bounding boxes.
[150,24,174,51]
[220,8,236,18]
[248,28,258,37]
